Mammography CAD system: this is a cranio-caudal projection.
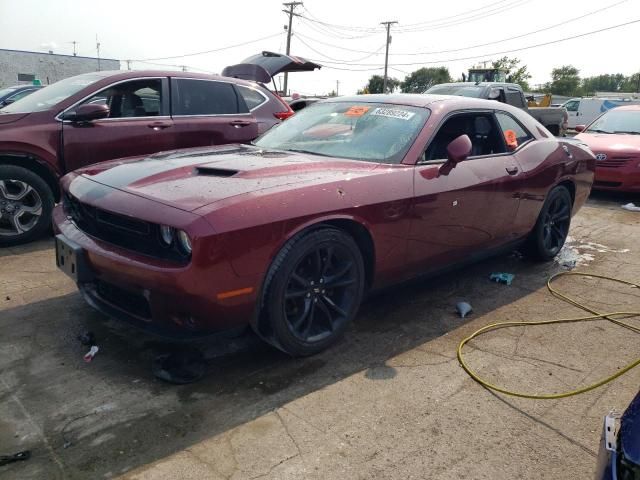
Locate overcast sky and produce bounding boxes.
[1,0,638,95]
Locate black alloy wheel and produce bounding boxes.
[265,228,365,356]
[525,185,572,261]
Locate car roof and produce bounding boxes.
[611,104,640,111]
[70,69,264,89]
[322,93,518,111]
[431,82,522,89]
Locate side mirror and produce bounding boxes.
[62,103,110,122]
[488,88,501,100]
[446,134,472,164]
[574,125,586,133]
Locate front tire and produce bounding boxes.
[264,228,365,357]
[524,185,572,261]
[0,165,54,247]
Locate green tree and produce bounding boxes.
[361,75,400,94]
[581,74,626,95]
[548,65,582,96]
[400,67,452,93]
[620,72,640,93]
[491,56,531,90]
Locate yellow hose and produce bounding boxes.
[457,271,640,399]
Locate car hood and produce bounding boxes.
[575,132,640,156]
[0,112,30,125]
[75,145,378,212]
[621,391,640,465]
[222,51,321,82]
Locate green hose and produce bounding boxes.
[457,271,640,399]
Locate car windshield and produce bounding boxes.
[0,87,19,98]
[425,85,484,98]
[587,109,640,134]
[0,74,104,113]
[254,101,430,163]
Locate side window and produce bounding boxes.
[237,85,267,111]
[564,100,579,112]
[506,88,525,108]
[424,113,506,161]
[81,79,163,118]
[495,112,533,147]
[172,79,249,115]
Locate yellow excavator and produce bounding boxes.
[527,93,552,108]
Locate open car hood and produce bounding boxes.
[222,51,321,83]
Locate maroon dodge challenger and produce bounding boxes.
[54,94,595,356]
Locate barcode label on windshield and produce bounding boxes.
[370,107,415,120]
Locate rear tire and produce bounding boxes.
[264,228,365,357]
[524,185,572,261]
[0,165,54,247]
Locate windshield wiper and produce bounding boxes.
[587,129,613,134]
[613,131,640,135]
[284,148,334,158]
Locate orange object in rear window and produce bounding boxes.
[504,129,518,150]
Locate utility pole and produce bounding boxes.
[181,65,187,72]
[96,35,101,71]
[336,80,339,97]
[126,60,131,70]
[71,41,77,56]
[380,21,397,94]
[282,1,303,96]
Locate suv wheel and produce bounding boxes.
[0,165,54,247]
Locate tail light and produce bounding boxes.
[273,94,295,121]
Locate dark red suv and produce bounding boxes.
[0,69,293,245]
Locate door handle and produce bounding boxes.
[229,120,252,128]
[505,165,519,175]
[148,121,171,130]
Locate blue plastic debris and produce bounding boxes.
[455,302,473,318]
[489,272,515,286]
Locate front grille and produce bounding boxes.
[96,280,151,319]
[596,155,633,168]
[64,193,189,264]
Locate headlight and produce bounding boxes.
[160,225,174,245]
[177,230,192,255]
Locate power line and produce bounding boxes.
[394,0,531,32]
[306,18,640,67]
[294,34,385,62]
[132,32,283,62]
[294,0,628,58]
[400,0,513,29]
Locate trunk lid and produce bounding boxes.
[222,51,321,83]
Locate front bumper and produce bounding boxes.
[594,163,640,192]
[53,205,258,338]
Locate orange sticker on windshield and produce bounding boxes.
[345,106,370,117]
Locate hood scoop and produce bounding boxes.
[195,166,239,177]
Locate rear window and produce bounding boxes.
[237,85,267,110]
[171,79,248,115]
[254,102,430,164]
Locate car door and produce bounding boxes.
[61,77,174,172]
[407,110,522,272]
[170,78,259,148]
[563,99,580,128]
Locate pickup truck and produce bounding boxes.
[426,82,568,136]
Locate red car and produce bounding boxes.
[0,69,293,246]
[575,105,640,192]
[54,95,595,356]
